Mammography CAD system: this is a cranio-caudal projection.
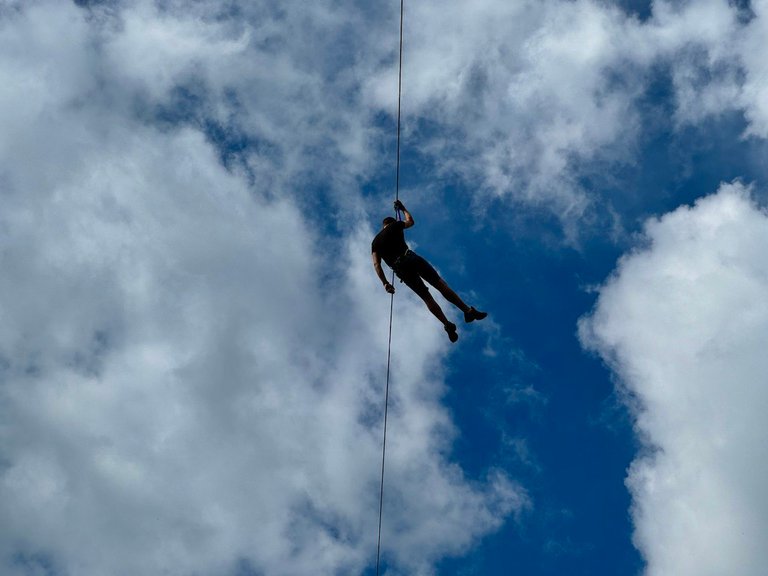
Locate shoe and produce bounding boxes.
[444,322,459,343]
[464,307,488,323]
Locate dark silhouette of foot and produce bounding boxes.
[464,307,487,323]
[444,322,459,343]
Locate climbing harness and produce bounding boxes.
[375,1,405,574]
[392,249,413,270]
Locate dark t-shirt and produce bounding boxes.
[371,221,409,267]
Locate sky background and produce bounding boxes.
[1,1,767,575]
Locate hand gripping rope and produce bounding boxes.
[375,1,405,575]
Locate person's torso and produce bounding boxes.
[371,221,409,267]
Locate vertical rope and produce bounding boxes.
[375,282,395,576]
[394,0,404,205]
[375,2,405,575]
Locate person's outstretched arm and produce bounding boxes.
[372,251,395,293]
[394,200,414,228]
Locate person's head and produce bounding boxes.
[382,216,396,228]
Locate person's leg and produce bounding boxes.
[400,267,459,342]
[419,291,459,343]
[413,253,487,323]
[432,277,487,323]
[419,290,451,325]
[409,254,470,313]
[433,278,470,313]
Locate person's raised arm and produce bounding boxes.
[372,251,395,294]
[394,200,414,228]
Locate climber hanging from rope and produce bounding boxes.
[371,199,487,343]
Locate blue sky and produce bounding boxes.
[1,1,768,575]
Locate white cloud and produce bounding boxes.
[0,2,524,575]
[643,0,742,126]
[636,0,768,137]
[580,183,768,576]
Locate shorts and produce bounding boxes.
[393,251,441,298]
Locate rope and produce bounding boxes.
[375,1,405,574]
[394,0,405,205]
[375,279,395,576]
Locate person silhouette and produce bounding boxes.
[371,200,487,343]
